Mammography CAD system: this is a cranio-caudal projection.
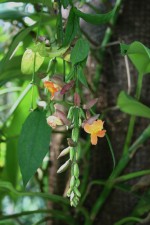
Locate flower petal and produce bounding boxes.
[91,134,98,145]
[93,120,103,131]
[97,130,106,137]
[84,123,92,134]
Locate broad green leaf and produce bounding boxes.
[18,110,51,186]
[70,38,89,65]
[73,3,117,25]
[120,42,150,75]
[2,83,38,187]
[61,0,69,8]
[0,10,30,20]
[47,46,69,58]
[21,49,45,75]
[117,91,150,119]
[1,23,37,72]
[63,7,79,47]
[77,66,88,88]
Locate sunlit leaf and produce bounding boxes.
[21,49,45,75]
[1,23,37,72]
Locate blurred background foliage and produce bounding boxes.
[0,1,150,225]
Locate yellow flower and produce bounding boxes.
[47,116,63,129]
[44,81,61,99]
[84,120,106,145]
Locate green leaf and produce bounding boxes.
[18,110,51,186]
[0,0,51,7]
[73,4,117,25]
[0,10,30,20]
[61,0,69,9]
[31,42,48,57]
[2,83,38,187]
[21,49,45,75]
[77,66,88,88]
[117,91,150,119]
[63,7,79,47]
[120,42,150,75]
[70,38,90,65]
[47,46,69,58]
[1,23,37,72]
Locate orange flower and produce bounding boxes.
[84,120,106,145]
[44,81,61,99]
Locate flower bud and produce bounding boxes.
[70,176,75,189]
[70,147,75,161]
[67,106,74,120]
[86,114,100,125]
[67,188,71,197]
[75,179,80,187]
[72,127,79,141]
[60,80,75,95]
[83,98,98,110]
[74,93,81,107]
[67,138,77,147]
[57,147,70,159]
[73,163,79,178]
[57,159,70,173]
[55,109,70,126]
[74,187,81,197]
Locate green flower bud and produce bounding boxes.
[70,191,75,201]
[74,187,81,197]
[75,179,80,187]
[70,176,75,189]
[73,163,79,178]
[72,127,79,141]
[70,147,75,161]
[67,106,74,120]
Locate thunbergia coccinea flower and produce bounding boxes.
[47,115,63,129]
[44,81,62,99]
[84,120,106,145]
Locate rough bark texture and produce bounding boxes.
[84,0,150,224]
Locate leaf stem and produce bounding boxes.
[122,73,143,155]
[114,217,142,225]
[115,170,150,183]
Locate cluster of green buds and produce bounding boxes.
[67,105,84,207]
[56,94,85,206]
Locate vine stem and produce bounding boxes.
[122,73,143,155]
[114,217,142,225]
[89,73,143,222]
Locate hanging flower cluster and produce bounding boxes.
[44,77,106,207]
